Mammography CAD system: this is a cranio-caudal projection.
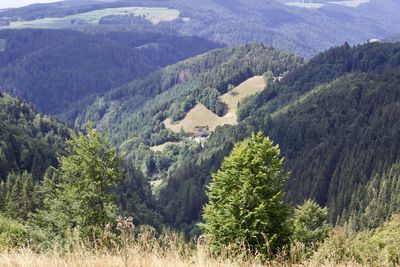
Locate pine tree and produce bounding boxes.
[202,132,291,254]
[5,172,22,219]
[21,171,34,219]
[0,179,6,211]
[4,171,34,220]
[292,200,331,250]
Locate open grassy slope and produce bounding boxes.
[164,76,265,133]
[0,6,179,29]
[220,76,265,122]
[150,141,180,152]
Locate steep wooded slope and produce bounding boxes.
[68,45,302,184]
[0,93,163,227]
[157,42,400,234]
[0,93,70,181]
[0,29,221,115]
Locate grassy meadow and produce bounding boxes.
[0,7,180,29]
[164,76,266,133]
[282,0,370,9]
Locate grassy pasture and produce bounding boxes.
[0,7,180,29]
[283,0,369,9]
[328,0,369,7]
[284,2,324,9]
[150,141,180,152]
[164,76,265,133]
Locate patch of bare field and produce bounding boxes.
[164,76,266,133]
[150,141,180,152]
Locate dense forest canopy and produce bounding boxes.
[0,93,70,181]
[1,27,399,239]
[157,42,400,234]
[0,93,163,228]
[63,44,302,188]
[0,29,221,115]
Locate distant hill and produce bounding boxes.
[0,29,221,115]
[1,0,400,57]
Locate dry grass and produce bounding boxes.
[0,236,371,267]
[0,247,263,267]
[2,213,397,267]
[149,141,180,152]
[164,103,230,133]
[164,76,266,133]
[0,244,363,267]
[220,75,265,117]
[0,232,267,267]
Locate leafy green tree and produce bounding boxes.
[202,132,291,254]
[263,71,274,83]
[293,200,331,249]
[35,126,124,240]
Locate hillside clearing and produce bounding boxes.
[0,7,180,29]
[329,0,369,7]
[150,141,180,152]
[220,75,266,120]
[283,0,370,9]
[164,76,265,133]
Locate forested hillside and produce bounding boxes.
[0,1,400,265]
[69,44,302,187]
[0,93,70,181]
[157,42,400,234]
[0,93,162,227]
[0,29,221,115]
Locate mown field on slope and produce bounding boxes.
[164,76,265,133]
[0,7,180,29]
[281,0,370,9]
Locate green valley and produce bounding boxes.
[0,1,399,266]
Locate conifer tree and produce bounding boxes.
[5,171,34,220]
[292,200,331,250]
[202,132,291,254]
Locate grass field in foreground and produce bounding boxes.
[164,76,266,133]
[0,7,180,29]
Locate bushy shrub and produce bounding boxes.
[0,214,45,248]
[312,214,400,266]
[292,200,331,250]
